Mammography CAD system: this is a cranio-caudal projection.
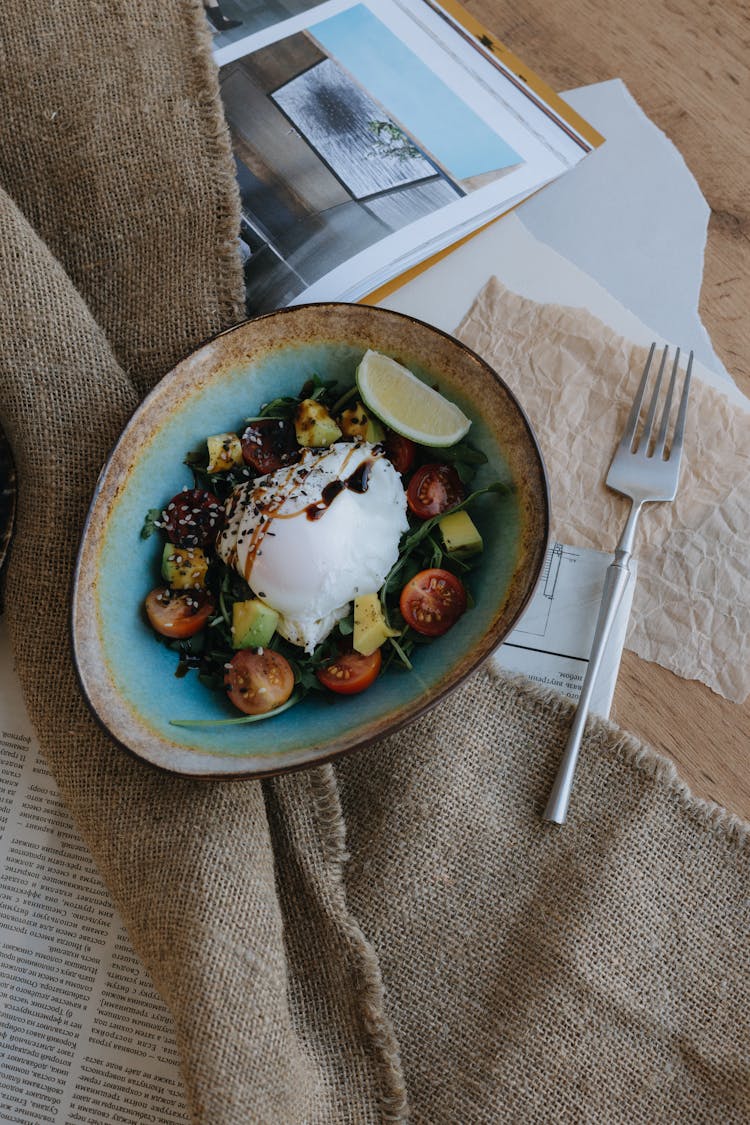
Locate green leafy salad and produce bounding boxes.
[140,351,510,725]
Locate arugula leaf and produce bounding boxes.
[380,480,512,612]
[170,691,302,727]
[300,373,340,403]
[438,439,488,466]
[433,439,488,486]
[330,384,359,415]
[337,613,354,637]
[387,634,413,670]
[183,449,216,492]
[247,375,344,423]
[246,396,298,422]
[140,508,163,540]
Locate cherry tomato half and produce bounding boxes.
[316,647,382,695]
[224,648,295,715]
[384,431,417,476]
[241,418,298,475]
[145,587,214,639]
[399,568,467,637]
[406,463,464,519]
[161,488,225,548]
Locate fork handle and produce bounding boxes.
[542,507,640,824]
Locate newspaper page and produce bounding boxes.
[494,542,635,718]
[0,622,189,1125]
[206,0,594,313]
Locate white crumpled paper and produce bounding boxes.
[456,277,750,703]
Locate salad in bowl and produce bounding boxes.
[72,303,548,777]
[139,349,508,727]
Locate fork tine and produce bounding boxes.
[653,347,680,459]
[669,350,693,459]
[620,342,656,450]
[638,344,669,451]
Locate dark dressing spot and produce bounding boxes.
[306,459,374,521]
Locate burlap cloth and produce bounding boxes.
[1,5,748,1122]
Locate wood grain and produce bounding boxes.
[470,0,750,818]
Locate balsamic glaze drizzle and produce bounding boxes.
[305,458,373,521]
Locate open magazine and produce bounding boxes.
[209,0,600,313]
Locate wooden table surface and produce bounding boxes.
[468,0,750,819]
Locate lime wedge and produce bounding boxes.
[355,350,471,448]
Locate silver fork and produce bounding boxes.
[543,343,693,825]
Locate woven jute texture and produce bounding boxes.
[0,4,748,1123]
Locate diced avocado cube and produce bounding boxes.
[353,593,399,657]
[231,600,279,650]
[161,543,209,589]
[206,432,243,473]
[294,399,342,448]
[438,510,483,558]
[339,402,385,444]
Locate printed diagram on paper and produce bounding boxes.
[493,541,635,718]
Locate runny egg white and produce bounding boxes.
[217,442,409,652]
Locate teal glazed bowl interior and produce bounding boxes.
[72,303,549,777]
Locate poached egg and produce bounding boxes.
[217,442,408,652]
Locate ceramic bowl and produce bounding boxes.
[72,303,549,777]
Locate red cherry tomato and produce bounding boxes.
[145,587,214,639]
[406,463,464,519]
[316,647,382,695]
[384,431,417,475]
[224,649,295,715]
[241,419,298,475]
[161,488,224,548]
[399,568,467,637]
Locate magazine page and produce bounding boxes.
[0,622,188,1125]
[204,0,594,312]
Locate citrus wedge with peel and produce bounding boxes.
[355,349,471,448]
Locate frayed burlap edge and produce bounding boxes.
[486,665,750,850]
[309,766,409,1122]
[301,665,748,1125]
[182,0,245,326]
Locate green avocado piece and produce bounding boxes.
[231,600,279,650]
[353,594,398,656]
[339,402,385,444]
[161,542,209,589]
[438,510,483,558]
[294,399,342,448]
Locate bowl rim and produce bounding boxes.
[71,301,550,779]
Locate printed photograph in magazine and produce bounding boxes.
[206,0,594,313]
